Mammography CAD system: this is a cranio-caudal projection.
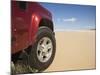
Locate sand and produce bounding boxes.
[45,30,96,72]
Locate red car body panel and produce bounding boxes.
[11,1,52,54]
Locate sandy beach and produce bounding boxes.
[45,30,96,72]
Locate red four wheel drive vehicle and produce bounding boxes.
[11,1,56,73]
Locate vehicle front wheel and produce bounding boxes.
[29,26,56,71]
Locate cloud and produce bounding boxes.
[63,17,77,22]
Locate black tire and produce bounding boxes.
[29,26,56,71]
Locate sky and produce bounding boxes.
[40,2,96,31]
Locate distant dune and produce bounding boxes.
[45,30,96,72]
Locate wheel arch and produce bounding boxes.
[38,18,54,32]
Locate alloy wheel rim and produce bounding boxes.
[37,37,53,62]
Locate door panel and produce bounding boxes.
[12,1,30,53]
